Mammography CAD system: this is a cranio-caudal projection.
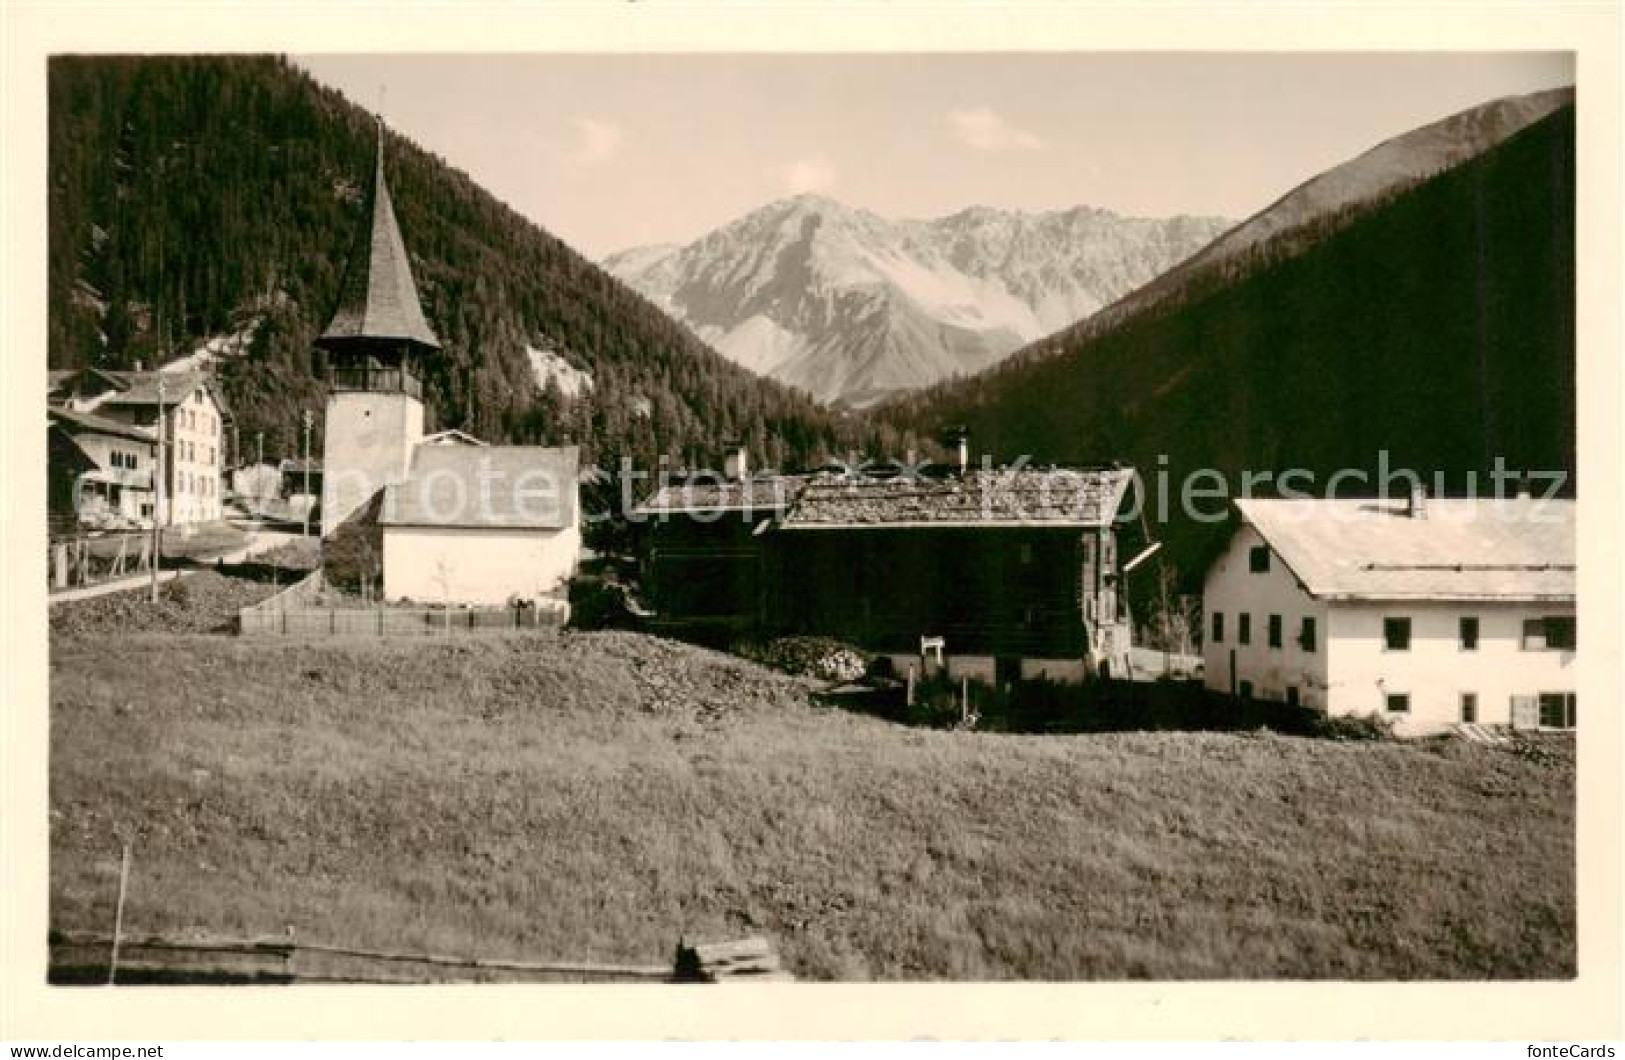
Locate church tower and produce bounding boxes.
[318,121,442,537]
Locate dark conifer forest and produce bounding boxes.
[48,56,902,471]
[879,107,1576,585]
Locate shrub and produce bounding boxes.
[1308,711,1394,741]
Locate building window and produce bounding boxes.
[1248,545,1270,573]
[1538,692,1576,729]
[1285,686,1300,707]
[1238,613,1252,645]
[1211,611,1224,644]
[1460,616,1479,651]
[1523,616,1577,651]
[1383,617,1411,651]
[1385,693,1410,714]
[1299,616,1317,652]
[1461,693,1478,723]
[1268,614,1282,649]
[1238,680,1253,700]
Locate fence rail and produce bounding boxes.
[48,532,154,590]
[239,594,569,637]
[49,928,786,984]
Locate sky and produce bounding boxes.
[295,53,1573,260]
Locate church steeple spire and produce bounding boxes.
[317,118,441,354]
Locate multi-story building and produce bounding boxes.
[1202,491,1576,735]
[48,367,230,526]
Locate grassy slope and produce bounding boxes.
[49,631,1573,980]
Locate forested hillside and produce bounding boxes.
[48,56,899,470]
[881,107,1576,586]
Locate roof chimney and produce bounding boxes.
[1407,483,1427,519]
[723,441,748,483]
[948,427,968,476]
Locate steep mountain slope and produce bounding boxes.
[47,56,892,473]
[1000,86,1574,372]
[605,196,1229,408]
[882,104,1576,589]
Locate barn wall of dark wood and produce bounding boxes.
[642,513,773,624]
[766,527,1094,657]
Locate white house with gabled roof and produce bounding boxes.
[1202,491,1576,736]
[379,443,581,606]
[48,366,229,526]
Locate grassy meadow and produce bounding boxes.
[49,628,1574,980]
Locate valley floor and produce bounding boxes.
[48,626,1574,980]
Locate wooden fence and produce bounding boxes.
[49,532,154,590]
[49,928,789,984]
[235,568,570,637]
[239,600,568,637]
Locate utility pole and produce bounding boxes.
[302,409,314,537]
[150,378,166,603]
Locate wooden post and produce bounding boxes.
[961,675,969,726]
[108,841,131,985]
[54,543,67,589]
[150,380,166,602]
[906,665,916,707]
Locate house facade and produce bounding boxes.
[48,367,228,526]
[1202,493,1576,735]
[47,406,158,532]
[379,445,581,606]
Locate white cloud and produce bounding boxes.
[782,154,837,194]
[570,117,625,165]
[947,105,1045,151]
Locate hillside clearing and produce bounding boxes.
[49,630,1574,980]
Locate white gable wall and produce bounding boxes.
[383,523,581,606]
[1326,600,1576,735]
[1202,522,1330,707]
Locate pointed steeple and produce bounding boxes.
[317,118,441,354]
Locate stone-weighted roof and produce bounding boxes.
[781,466,1135,529]
[640,464,1135,528]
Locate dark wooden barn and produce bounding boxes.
[637,461,1141,681]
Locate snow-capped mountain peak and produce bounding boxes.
[605,197,1229,407]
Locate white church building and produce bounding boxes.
[318,122,579,607]
[1202,491,1576,736]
